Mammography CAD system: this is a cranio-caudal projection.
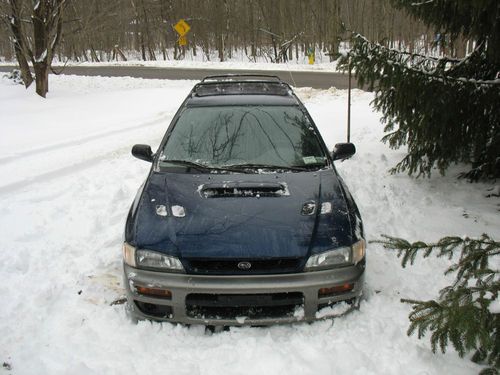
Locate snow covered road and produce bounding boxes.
[0,75,498,375]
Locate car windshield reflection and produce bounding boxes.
[159,105,327,172]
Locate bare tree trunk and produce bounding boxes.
[7,0,33,87]
[140,34,146,60]
[6,0,66,97]
[192,34,197,56]
[32,1,49,97]
[114,45,127,61]
[90,45,100,62]
[218,35,224,62]
[33,62,49,97]
[161,44,166,60]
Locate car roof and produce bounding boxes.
[186,74,300,107]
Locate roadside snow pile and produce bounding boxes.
[0,52,339,72]
[0,75,498,375]
[55,58,339,72]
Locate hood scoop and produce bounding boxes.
[199,182,289,198]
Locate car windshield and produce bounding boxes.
[159,105,327,171]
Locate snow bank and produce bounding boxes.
[0,56,339,73]
[0,75,498,375]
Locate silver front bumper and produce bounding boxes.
[124,262,365,326]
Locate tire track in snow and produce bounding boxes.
[0,111,172,166]
[0,147,131,195]
[0,116,168,195]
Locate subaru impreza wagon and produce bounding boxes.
[123,74,365,326]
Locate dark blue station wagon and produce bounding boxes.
[123,75,365,325]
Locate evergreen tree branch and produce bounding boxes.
[338,33,500,179]
[374,234,500,372]
[351,33,496,84]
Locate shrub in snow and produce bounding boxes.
[2,69,24,85]
[376,234,499,374]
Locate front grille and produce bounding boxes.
[184,258,303,275]
[186,292,303,320]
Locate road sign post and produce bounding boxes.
[307,47,315,65]
[178,35,187,46]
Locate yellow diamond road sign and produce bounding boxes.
[174,19,190,37]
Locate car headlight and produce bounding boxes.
[123,243,184,272]
[305,239,366,271]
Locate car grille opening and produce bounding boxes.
[185,258,303,275]
[134,301,173,318]
[186,292,303,320]
[317,298,356,311]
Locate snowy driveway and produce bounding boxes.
[0,75,497,374]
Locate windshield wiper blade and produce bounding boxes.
[160,159,250,173]
[300,162,328,169]
[222,163,309,172]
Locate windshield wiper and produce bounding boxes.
[222,163,310,172]
[301,161,329,169]
[160,159,250,173]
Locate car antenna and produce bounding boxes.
[347,58,352,143]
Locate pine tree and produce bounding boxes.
[339,0,500,180]
[375,234,499,374]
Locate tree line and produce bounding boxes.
[0,0,471,66]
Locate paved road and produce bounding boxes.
[0,65,358,89]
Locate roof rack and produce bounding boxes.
[201,74,284,83]
[193,74,292,97]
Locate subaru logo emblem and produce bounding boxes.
[237,261,252,270]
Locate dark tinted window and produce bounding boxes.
[160,106,326,169]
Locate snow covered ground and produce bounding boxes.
[0,74,498,375]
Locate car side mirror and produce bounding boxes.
[132,144,154,162]
[331,143,356,161]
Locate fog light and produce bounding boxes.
[135,286,172,299]
[318,283,354,297]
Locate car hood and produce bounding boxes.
[132,170,354,260]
